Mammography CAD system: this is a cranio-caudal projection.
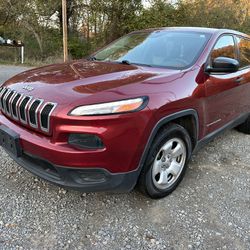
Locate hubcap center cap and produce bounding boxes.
[162,156,172,163]
[162,162,170,170]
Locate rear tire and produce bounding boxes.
[237,116,250,134]
[138,123,192,199]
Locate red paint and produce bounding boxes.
[1,27,250,174]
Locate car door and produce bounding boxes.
[204,35,244,134]
[235,36,250,114]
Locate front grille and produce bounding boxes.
[0,87,57,134]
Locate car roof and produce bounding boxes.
[130,27,249,38]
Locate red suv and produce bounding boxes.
[0,27,250,198]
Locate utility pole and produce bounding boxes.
[62,0,68,62]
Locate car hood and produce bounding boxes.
[3,59,183,106]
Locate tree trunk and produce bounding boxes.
[22,22,43,55]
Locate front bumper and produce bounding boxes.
[0,109,152,173]
[5,149,138,192]
[0,108,154,192]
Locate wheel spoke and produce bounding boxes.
[171,143,183,158]
[162,141,173,156]
[158,171,169,185]
[168,161,181,176]
[152,160,162,176]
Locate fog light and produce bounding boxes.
[68,133,104,149]
[69,170,108,184]
[78,173,106,183]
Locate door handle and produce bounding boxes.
[235,76,245,84]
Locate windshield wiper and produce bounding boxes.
[120,60,131,65]
[87,56,97,61]
[118,60,152,67]
[133,62,152,67]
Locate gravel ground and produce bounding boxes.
[0,66,249,250]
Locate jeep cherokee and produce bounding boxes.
[0,27,250,198]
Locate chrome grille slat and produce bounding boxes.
[40,102,57,133]
[8,91,17,116]
[16,95,26,121]
[0,87,7,110]
[18,95,32,124]
[1,87,56,134]
[8,91,17,115]
[0,87,5,99]
[28,99,44,128]
[11,93,22,120]
[3,89,11,113]
[5,90,15,116]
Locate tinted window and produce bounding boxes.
[211,36,236,61]
[94,31,211,69]
[236,36,250,68]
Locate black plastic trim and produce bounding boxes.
[135,109,199,176]
[2,147,138,193]
[194,113,248,153]
[0,125,22,157]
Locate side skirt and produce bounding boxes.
[194,113,249,153]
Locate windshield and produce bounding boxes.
[93,30,211,69]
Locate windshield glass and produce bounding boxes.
[93,30,211,69]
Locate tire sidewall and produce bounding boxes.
[143,124,192,198]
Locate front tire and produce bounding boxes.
[138,123,192,199]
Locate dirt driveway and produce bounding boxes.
[0,65,249,249]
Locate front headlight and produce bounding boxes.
[69,97,148,116]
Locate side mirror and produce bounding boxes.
[205,57,239,73]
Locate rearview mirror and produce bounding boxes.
[205,57,239,73]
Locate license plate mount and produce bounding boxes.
[0,125,22,157]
